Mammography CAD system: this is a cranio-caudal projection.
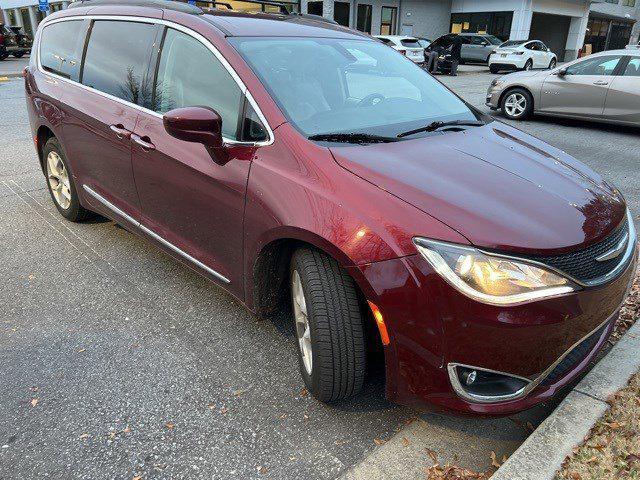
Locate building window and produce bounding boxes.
[622,0,635,6]
[334,1,350,27]
[307,1,323,16]
[356,4,372,33]
[450,12,513,41]
[380,6,397,35]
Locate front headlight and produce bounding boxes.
[413,238,577,305]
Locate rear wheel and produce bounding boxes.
[523,59,533,71]
[548,58,557,70]
[501,88,533,120]
[43,138,93,222]
[290,248,366,403]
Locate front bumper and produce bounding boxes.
[350,243,638,415]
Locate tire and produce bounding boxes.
[13,51,25,58]
[500,87,534,121]
[290,248,366,403]
[0,53,7,61]
[548,58,557,70]
[490,66,499,74]
[43,137,93,222]
[523,59,533,71]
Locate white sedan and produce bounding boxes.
[375,35,425,64]
[489,40,557,74]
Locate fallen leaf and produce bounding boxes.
[299,388,308,397]
[426,448,438,464]
[490,451,501,469]
[77,348,86,353]
[219,407,228,414]
[373,438,385,446]
[586,456,598,464]
[165,422,174,430]
[207,403,216,410]
[607,422,625,430]
[30,399,38,407]
[123,426,131,434]
[133,476,143,480]
[79,433,90,439]
[569,472,582,480]
[401,437,410,447]
[108,431,117,440]
[257,466,267,474]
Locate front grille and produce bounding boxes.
[525,218,629,284]
[539,322,610,387]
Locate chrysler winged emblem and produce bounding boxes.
[595,233,629,262]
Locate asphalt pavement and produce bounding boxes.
[0,68,637,479]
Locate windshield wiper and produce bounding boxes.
[396,120,486,138]
[308,132,399,144]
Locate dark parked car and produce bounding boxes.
[26,0,637,414]
[9,25,32,56]
[426,32,502,71]
[0,23,21,60]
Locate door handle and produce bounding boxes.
[131,134,156,152]
[109,124,131,140]
[593,80,609,86]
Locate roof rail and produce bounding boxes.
[67,0,203,14]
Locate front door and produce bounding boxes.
[132,27,264,289]
[603,56,640,125]
[63,19,160,218]
[539,54,623,118]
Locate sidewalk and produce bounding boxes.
[0,55,30,78]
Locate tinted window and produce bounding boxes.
[154,28,243,140]
[40,20,86,80]
[400,38,420,48]
[566,55,622,75]
[500,40,525,47]
[470,36,485,45]
[242,101,268,142]
[82,21,156,104]
[623,57,640,76]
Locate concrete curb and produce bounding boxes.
[492,320,640,480]
[0,72,24,79]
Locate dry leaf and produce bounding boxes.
[133,476,143,480]
[299,388,309,397]
[77,348,86,353]
[373,438,385,446]
[165,422,174,430]
[30,398,38,407]
[490,451,501,469]
[569,472,582,480]
[123,426,131,434]
[79,433,90,439]
[426,448,438,464]
[401,437,410,447]
[257,466,267,474]
[220,407,228,414]
[207,403,216,410]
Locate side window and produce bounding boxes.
[525,42,535,50]
[566,55,622,75]
[39,20,87,80]
[241,101,268,142]
[470,36,484,45]
[81,20,157,104]
[623,58,640,77]
[154,28,243,140]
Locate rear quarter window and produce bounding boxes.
[400,39,420,48]
[39,20,87,80]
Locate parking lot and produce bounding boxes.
[0,63,638,479]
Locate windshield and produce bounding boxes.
[500,40,525,47]
[485,35,503,45]
[230,37,477,140]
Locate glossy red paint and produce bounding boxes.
[26,5,637,415]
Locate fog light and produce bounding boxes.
[448,364,531,403]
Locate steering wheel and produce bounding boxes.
[357,93,386,108]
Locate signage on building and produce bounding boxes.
[38,0,49,12]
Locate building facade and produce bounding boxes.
[0,0,69,37]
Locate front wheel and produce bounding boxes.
[290,248,366,403]
[548,58,557,70]
[13,51,25,58]
[501,88,534,120]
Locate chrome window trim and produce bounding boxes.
[82,184,231,284]
[37,14,275,147]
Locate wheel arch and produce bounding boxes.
[35,124,57,173]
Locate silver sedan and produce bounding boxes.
[486,49,640,126]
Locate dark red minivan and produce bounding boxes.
[26,0,637,414]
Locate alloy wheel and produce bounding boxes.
[46,151,72,210]
[504,93,527,118]
[292,269,313,375]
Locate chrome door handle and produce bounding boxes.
[593,80,609,86]
[132,134,155,151]
[109,124,131,140]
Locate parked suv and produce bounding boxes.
[375,35,425,64]
[489,39,557,73]
[26,0,637,414]
[0,23,20,60]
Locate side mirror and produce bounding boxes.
[557,67,568,76]
[163,106,229,164]
[481,42,488,46]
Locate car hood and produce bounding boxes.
[330,122,626,254]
